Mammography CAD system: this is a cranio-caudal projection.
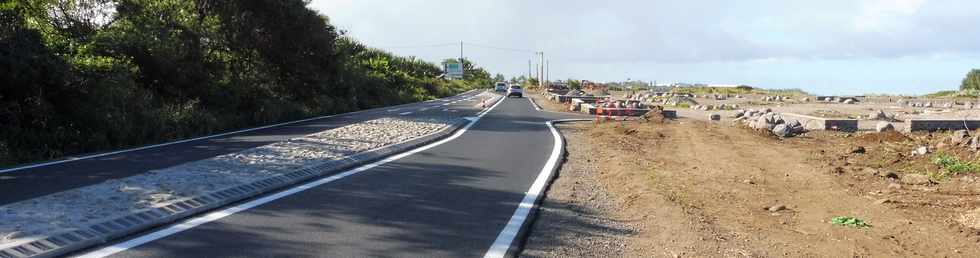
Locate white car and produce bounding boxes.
[507,85,523,98]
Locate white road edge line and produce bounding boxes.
[399,112,413,116]
[0,90,480,174]
[482,118,592,258]
[527,96,542,111]
[74,93,504,258]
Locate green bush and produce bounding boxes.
[0,0,488,167]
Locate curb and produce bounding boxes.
[0,119,471,258]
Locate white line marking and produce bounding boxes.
[387,109,401,112]
[399,112,413,116]
[527,97,542,111]
[0,91,478,174]
[75,93,507,258]
[419,108,429,112]
[483,118,591,258]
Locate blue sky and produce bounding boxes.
[309,0,980,95]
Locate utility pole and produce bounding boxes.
[537,52,545,88]
[459,41,464,79]
[546,60,550,87]
[528,60,532,81]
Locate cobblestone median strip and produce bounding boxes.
[0,116,468,258]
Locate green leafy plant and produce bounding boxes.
[831,216,871,228]
[933,153,980,175]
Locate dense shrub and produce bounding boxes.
[0,0,490,166]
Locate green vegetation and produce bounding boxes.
[0,0,490,167]
[961,69,980,91]
[932,153,980,177]
[925,89,980,98]
[923,69,980,98]
[831,216,871,228]
[670,86,809,97]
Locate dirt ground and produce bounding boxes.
[522,91,980,257]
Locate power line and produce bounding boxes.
[462,42,537,54]
[375,43,458,49]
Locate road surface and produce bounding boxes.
[0,91,487,205]
[52,93,589,257]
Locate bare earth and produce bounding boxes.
[522,92,980,257]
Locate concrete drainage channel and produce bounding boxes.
[0,118,480,258]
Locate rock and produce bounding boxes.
[874,199,893,205]
[787,120,802,128]
[709,113,721,121]
[848,146,866,154]
[772,124,792,137]
[843,99,856,104]
[944,102,953,108]
[801,97,810,102]
[732,110,746,118]
[970,136,980,150]
[925,102,933,108]
[880,171,900,179]
[952,130,970,144]
[876,122,895,132]
[870,110,888,120]
[901,174,932,185]
[911,146,929,156]
[887,183,903,189]
[743,179,755,184]
[767,204,787,212]
[958,208,980,230]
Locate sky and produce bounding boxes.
[308,0,980,95]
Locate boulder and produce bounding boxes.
[772,124,792,137]
[925,102,933,108]
[911,146,929,156]
[943,102,953,108]
[869,110,888,120]
[876,122,895,132]
[843,99,856,104]
[732,110,745,118]
[751,118,774,130]
[901,174,932,185]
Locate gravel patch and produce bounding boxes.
[0,116,456,248]
[520,123,638,258]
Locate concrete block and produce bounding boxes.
[781,113,858,132]
[906,119,980,132]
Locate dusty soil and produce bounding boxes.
[523,116,980,257]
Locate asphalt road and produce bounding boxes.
[79,96,588,257]
[0,91,489,205]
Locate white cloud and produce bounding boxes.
[855,0,926,31]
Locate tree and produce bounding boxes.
[567,79,582,90]
[493,73,505,82]
[961,69,980,91]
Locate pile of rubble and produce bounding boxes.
[899,100,976,109]
[868,109,898,122]
[731,109,806,137]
